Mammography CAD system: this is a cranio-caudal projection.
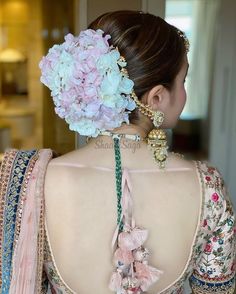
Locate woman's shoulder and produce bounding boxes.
[166,157,235,224]
[47,149,197,171]
[0,148,54,180]
[194,159,235,235]
[167,152,196,169]
[0,148,54,161]
[189,160,236,289]
[191,159,234,212]
[194,159,229,198]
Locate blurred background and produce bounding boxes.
[0,0,235,208]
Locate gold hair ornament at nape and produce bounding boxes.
[177,29,190,53]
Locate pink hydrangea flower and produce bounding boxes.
[39,29,136,137]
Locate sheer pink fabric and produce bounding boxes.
[9,150,52,294]
[49,162,192,173]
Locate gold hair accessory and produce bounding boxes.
[177,29,190,53]
[131,91,168,169]
[131,92,164,128]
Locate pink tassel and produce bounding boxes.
[121,168,133,220]
[114,247,134,265]
[118,227,148,251]
[135,261,163,291]
[109,271,122,291]
[111,223,120,252]
[110,167,163,293]
[122,168,133,194]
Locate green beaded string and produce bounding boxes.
[113,137,124,232]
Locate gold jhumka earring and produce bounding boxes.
[131,92,168,169]
[120,29,189,169]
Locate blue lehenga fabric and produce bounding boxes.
[0,150,38,293]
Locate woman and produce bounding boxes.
[0,10,235,294]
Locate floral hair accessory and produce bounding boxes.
[39,29,137,137]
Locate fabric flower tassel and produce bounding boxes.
[109,168,163,293]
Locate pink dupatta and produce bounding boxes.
[9,149,53,294]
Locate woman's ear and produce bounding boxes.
[142,85,170,111]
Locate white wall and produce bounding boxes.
[209,0,236,208]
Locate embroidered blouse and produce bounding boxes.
[42,160,236,294]
[0,149,235,294]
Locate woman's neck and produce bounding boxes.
[108,123,149,138]
[86,123,149,146]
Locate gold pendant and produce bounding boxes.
[146,129,168,169]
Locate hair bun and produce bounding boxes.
[39,29,137,137]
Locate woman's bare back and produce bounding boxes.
[44,138,201,294]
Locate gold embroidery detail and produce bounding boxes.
[43,230,74,293]
[13,155,39,251]
[0,149,18,289]
[35,150,53,294]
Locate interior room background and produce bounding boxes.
[0,0,235,210]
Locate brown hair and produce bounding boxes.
[88,10,186,124]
